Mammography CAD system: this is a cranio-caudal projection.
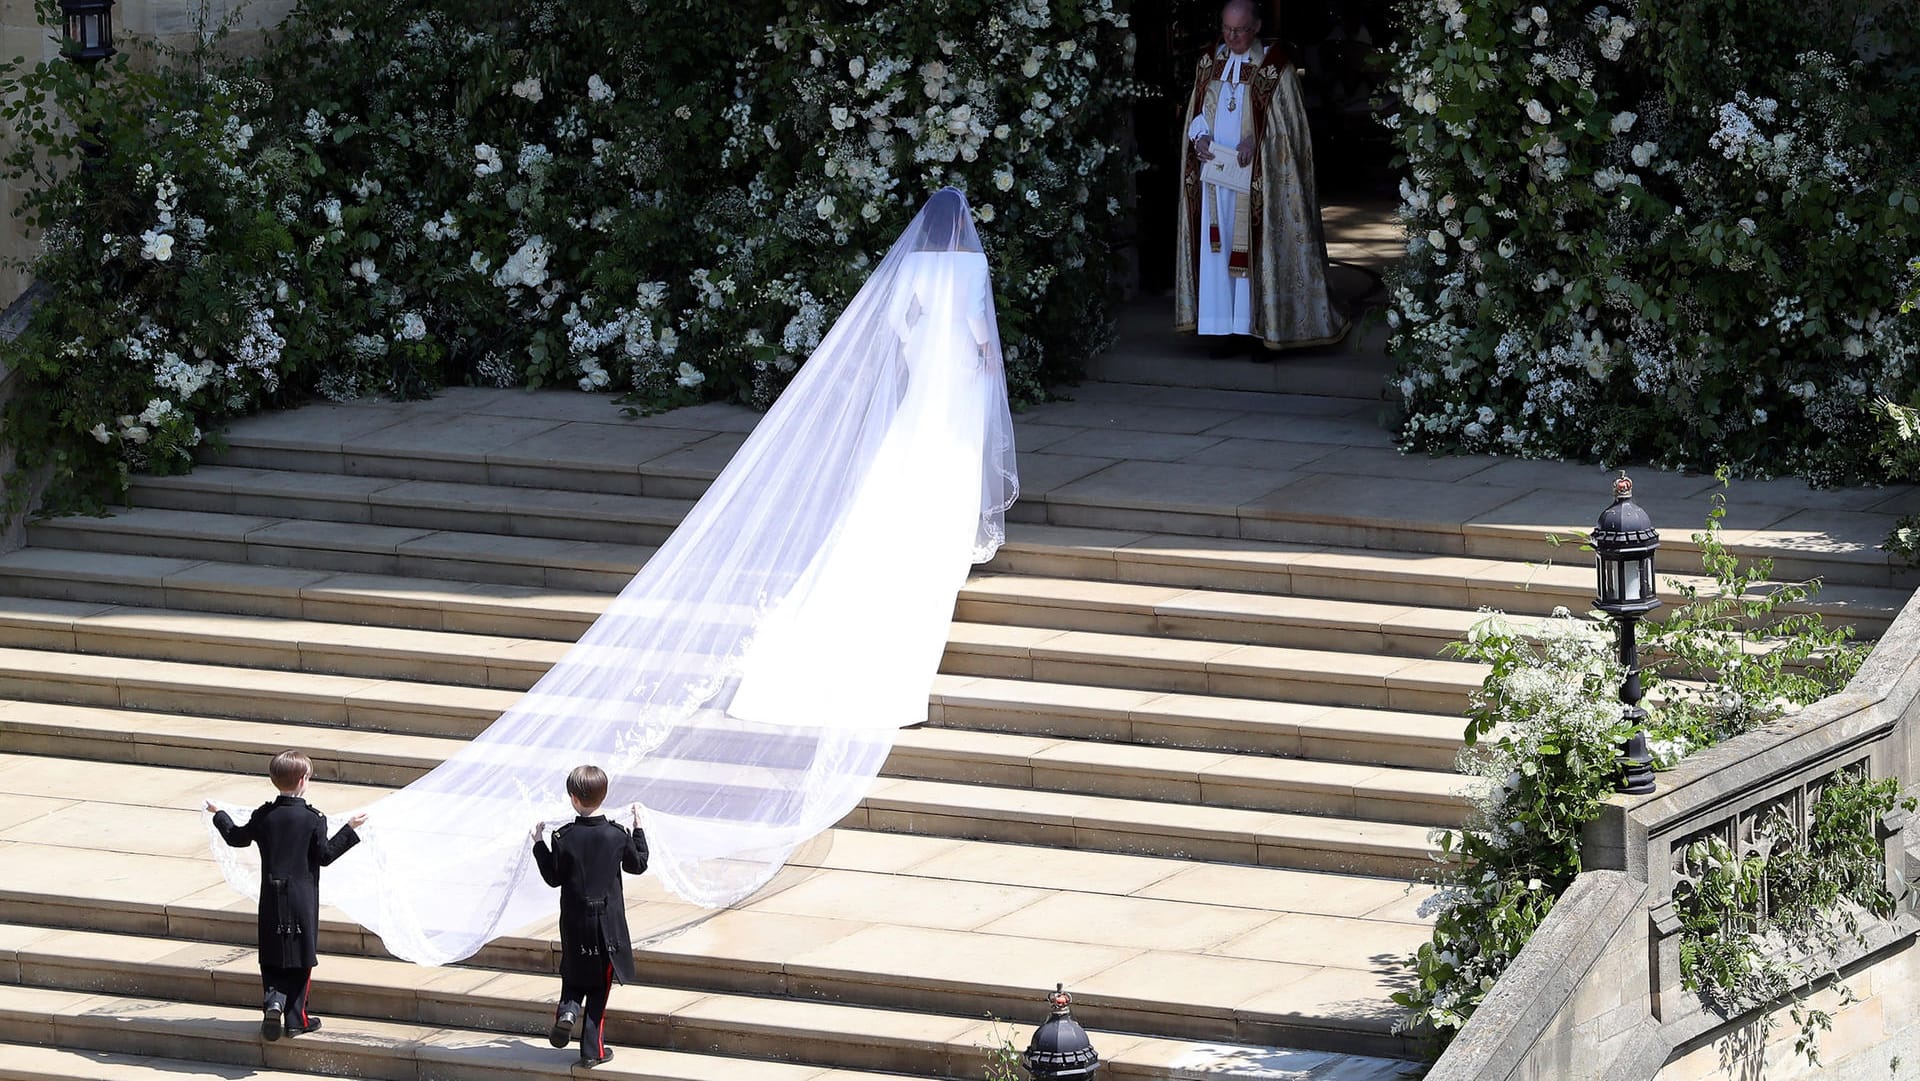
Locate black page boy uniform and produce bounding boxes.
[532,809,649,1066]
[212,793,361,1039]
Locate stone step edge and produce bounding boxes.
[0,604,1476,773]
[0,925,1415,1079]
[192,440,1901,575]
[0,984,930,1081]
[0,596,1492,706]
[0,1041,346,1081]
[0,697,1446,865]
[0,699,1470,828]
[0,895,1419,1062]
[0,541,1564,656]
[26,506,1898,632]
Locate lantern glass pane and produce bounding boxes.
[84,15,102,47]
[1639,556,1656,601]
[1623,559,1641,603]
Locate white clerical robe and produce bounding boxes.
[1186,51,1254,336]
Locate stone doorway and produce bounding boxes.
[1129,0,1402,299]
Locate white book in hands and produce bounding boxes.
[1200,151,1252,194]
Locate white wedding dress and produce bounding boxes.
[203,189,1018,965]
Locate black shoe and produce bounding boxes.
[285,1016,323,1037]
[1206,335,1240,358]
[262,992,286,1041]
[577,1046,614,1069]
[550,1002,581,1048]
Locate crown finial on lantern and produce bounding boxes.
[1613,472,1633,500]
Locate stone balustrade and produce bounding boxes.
[1429,587,1920,1080]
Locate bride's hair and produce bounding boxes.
[914,187,980,252]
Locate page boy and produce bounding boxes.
[207,749,366,1041]
[531,764,649,1068]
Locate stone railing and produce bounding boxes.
[1427,587,1920,1080]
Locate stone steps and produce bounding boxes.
[0,753,1435,1064]
[0,538,1537,661]
[0,696,1446,872]
[0,579,1488,709]
[0,983,926,1081]
[195,412,1918,589]
[10,383,1886,1078]
[0,924,1372,1081]
[30,503,1900,643]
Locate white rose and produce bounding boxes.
[848,57,865,79]
[1021,57,1041,78]
[975,204,995,222]
[511,76,543,102]
[1497,237,1517,259]
[994,168,1014,191]
[1427,229,1446,249]
[676,361,706,388]
[816,195,836,219]
[587,74,615,103]
[90,423,112,443]
[139,230,174,262]
[124,425,151,444]
[1609,110,1637,134]
[1525,99,1552,125]
[1630,141,1656,168]
[470,251,491,275]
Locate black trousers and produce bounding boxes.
[261,965,313,1029]
[558,963,614,1059]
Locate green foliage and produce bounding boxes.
[1640,470,1867,760]
[1392,609,1630,1039]
[0,0,1137,514]
[1396,486,1870,1056]
[979,1018,1023,1081]
[1673,768,1914,1065]
[1871,388,1920,561]
[1384,0,1920,484]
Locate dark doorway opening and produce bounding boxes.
[1129,0,1402,296]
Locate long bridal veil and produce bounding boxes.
[204,188,1018,966]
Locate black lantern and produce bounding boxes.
[59,0,115,65]
[1021,985,1100,1081]
[1591,473,1659,795]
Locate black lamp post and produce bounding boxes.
[59,0,116,65]
[1591,473,1659,795]
[1021,985,1100,1081]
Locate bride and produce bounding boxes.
[205,187,1018,966]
